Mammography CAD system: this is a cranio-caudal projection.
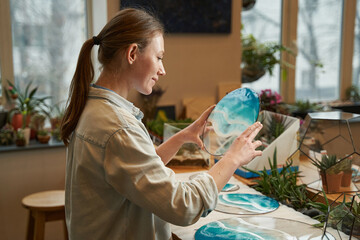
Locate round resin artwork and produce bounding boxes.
[202,88,260,156]
[216,193,279,215]
[221,183,240,192]
[194,216,335,240]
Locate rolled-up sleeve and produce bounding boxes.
[103,125,218,226]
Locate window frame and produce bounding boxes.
[0,0,94,107]
[1,0,358,105]
[260,0,357,103]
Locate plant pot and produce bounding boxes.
[23,128,31,145]
[37,135,50,144]
[320,171,344,193]
[241,66,266,83]
[30,128,37,139]
[341,171,352,187]
[11,113,30,130]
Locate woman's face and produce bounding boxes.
[131,33,166,95]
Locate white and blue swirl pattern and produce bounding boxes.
[195,217,335,240]
[221,183,240,192]
[209,88,259,138]
[218,193,279,214]
[195,217,294,240]
[203,88,259,156]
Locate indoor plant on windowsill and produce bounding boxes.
[5,80,51,137]
[241,34,293,83]
[15,128,26,147]
[37,129,51,144]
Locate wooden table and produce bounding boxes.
[170,154,359,205]
[169,170,347,240]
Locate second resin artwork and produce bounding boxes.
[202,88,260,156]
[216,193,279,215]
[194,216,335,240]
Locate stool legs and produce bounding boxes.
[33,211,45,240]
[26,211,35,240]
[26,209,67,240]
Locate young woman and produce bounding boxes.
[61,8,263,239]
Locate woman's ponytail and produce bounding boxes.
[60,38,95,145]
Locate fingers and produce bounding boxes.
[248,123,263,140]
[197,105,216,123]
[204,125,214,134]
[242,122,262,138]
[253,150,263,158]
[253,140,263,149]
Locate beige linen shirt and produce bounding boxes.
[65,86,218,240]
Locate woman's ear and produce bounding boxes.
[126,43,138,65]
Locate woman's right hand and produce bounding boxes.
[224,122,263,167]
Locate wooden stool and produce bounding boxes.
[22,190,68,240]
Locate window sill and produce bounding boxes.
[0,138,64,153]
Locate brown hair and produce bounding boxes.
[60,8,164,145]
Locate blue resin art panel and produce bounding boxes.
[202,88,259,156]
[194,217,335,240]
[217,193,279,214]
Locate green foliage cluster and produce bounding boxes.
[5,80,50,128]
[243,148,310,210]
[345,85,360,102]
[0,124,14,145]
[293,100,322,113]
[268,114,288,141]
[311,154,340,174]
[324,195,360,235]
[256,113,288,149]
[37,129,49,136]
[242,34,292,77]
[146,110,193,137]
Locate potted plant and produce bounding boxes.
[0,123,15,146]
[258,89,289,114]
[49,103,65,130]
[15,128,26,147]
[311,153,343,193]
[241,34,293,83]
[290,100,322,119]
[51,127,61,142]
[5,80,51,131]
[30,113,47,137]
[37,129,51,144]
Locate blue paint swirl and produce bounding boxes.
[203,88,259,156]
[218,193,279,213]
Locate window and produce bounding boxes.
[353,0,360,87]
[296,0,343,101]
[241,0,283,94]
[10,0,88,107]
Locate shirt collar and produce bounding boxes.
[89,85,144,121]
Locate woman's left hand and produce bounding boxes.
[180,105,215,149]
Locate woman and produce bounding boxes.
[61,8,263,240]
